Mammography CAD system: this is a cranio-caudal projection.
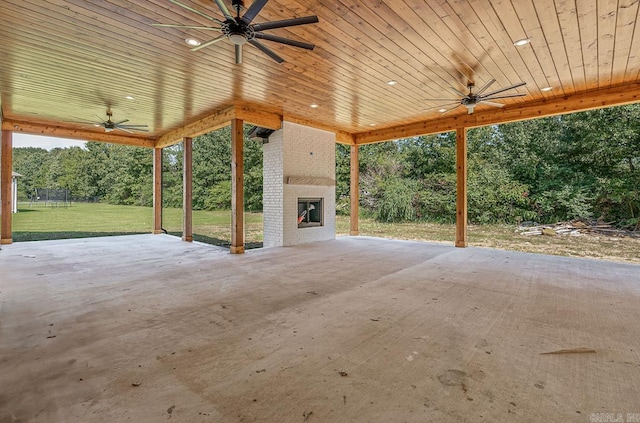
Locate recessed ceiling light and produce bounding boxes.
[369,123,377,126]
[387,80,397,86]
[438,108,447,113]
[513,38,530,46]
[185,38,201,47]
[310,103,319,108]
[541,86,553,92]
[125,95,135,100]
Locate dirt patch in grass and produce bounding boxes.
[468,224,640,264]
[337,217,640,265]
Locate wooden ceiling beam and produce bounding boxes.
[156,106,283,149]
[354,82,640,144]
[2,119,155,148]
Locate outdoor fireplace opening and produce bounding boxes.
[297,198,323,228]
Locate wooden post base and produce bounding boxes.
[349,231,360,236]
[1,238,12,245]
[455,240,468,248]
[230,246,245,254]
[182,236,193,242]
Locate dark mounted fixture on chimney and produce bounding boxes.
[247,126,276,144]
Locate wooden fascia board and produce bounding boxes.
[335,132,355,145]
[155,106,236,148]
[155,106,283,149]
[354,82,640,144]
[2,120,155,148]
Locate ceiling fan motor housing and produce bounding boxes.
[461,95,480,105]
[103,112,116,130]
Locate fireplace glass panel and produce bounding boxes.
[298,198,323,228]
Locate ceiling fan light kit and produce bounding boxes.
[153,0,319,64]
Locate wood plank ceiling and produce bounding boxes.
[1,0,640,146]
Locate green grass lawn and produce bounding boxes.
[12,202,263,248]
[11,203,640,263]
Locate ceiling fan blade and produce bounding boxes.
[439,104,462,114]
[116,127,134,134]
[120,127,149,132]
[119,125,148,128]
[481,93,527,101]
[152,24,221,30]
[451,52,476,86]
[212,0,234,20]
[235,44,243,64]
[475,79,496,95]
[68,118,99,125]
[114,119,129,125]
[254,33,315,50]
[248,39,284,63]
[482,81,527,98]
[424,101,459,110]
[423,98,461,102]
[241,0,269,24]
[191,34,226,51]
[450,86,468,97]
[251,16,319,31]
[479,100,505,108]
[168,0,223,24]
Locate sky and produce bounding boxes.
[13,133,87,151]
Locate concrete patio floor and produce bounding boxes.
[1,234,639,422]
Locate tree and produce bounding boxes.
[54,147,93,199]
[12,147,51,200]
[335,144,351,215]
[162,144,184,208]
[558,105,640,223]
[243,137,264,212]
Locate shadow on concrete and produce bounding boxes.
[13,231,147,242]
[168,232,263,250]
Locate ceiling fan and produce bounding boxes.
[425,79,527,114]
[72,111,149,134]
[153,0,319,64]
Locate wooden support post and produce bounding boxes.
[1,130,12,244]
[182,137,193,242]
[230,119,244,254]
[455,127,468,248]
[350,144,360,236]
[153,147,163,234]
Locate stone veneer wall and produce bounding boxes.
[263,121,336,247]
